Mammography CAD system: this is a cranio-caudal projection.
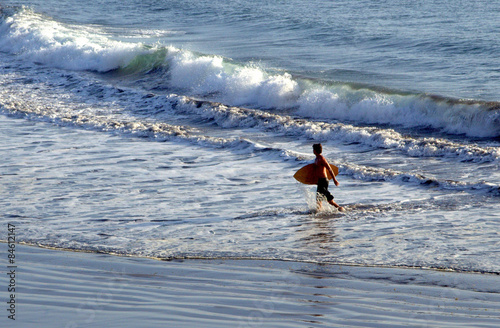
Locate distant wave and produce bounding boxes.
[1,5,499,138]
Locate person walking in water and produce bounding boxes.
[313,143,345,212]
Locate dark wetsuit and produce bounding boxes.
[317,177,334,202]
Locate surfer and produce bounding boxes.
[313,143,345,212]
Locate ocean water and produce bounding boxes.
[0,0,499,275]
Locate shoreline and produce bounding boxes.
[9,242,500,276]
[2,244,499,327]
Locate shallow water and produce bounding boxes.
[0,0,499,274]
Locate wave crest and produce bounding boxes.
[0,6,145,72]
[2,6,499,138]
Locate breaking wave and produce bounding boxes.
[1,5,499,138]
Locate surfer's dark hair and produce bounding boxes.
[313,143,322,154]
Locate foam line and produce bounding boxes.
[336,160,500,196]
[163,95,500,164]
[2,97,499,198]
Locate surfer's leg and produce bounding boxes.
[316,198,323,211]
[316,191,324,211]
[328,199,345,211]
[318,179,345,212]
[316,179,329,211]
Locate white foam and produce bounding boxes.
[164,96,500,164]
[297,86,500,137]
[2,7,499,138]
[336,160,500,196]
[1,52,498,168]
[167,49,300,108]
[164,49,500,137]
[159,47,500,138]
[0,7,146,72]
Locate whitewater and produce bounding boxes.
[1,0,499,277]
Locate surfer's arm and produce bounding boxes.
[331,174,340,186]
[322,157,340,186]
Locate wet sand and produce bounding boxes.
[3,244,499,327]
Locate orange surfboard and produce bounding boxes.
[293,164,339,185]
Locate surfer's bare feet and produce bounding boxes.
[337,206,345,212]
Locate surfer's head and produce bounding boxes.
[313,143,322,155]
